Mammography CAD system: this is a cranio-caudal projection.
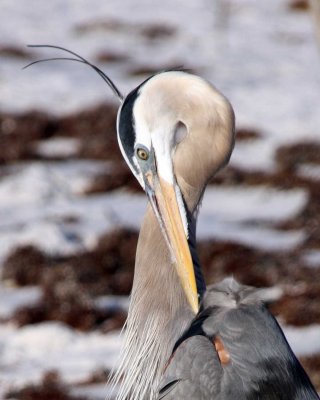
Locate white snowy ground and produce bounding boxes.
[0,0,320,398]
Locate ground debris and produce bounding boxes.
[5,371,87,400]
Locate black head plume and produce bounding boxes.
[23,44,123,102]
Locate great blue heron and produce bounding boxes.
[114,70,235,400]
[114,70,319,400]
[26,47,319,400]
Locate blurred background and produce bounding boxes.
[0,0,320,399]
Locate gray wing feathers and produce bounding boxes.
[157,279,319,400]
[157,336,222,399]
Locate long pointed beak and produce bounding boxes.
[144,169,199,314]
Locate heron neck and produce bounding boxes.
[114,188,204,400]
[117,204,196,400]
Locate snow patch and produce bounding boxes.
[302,250,320,269]
[95,295,130,313]
[0,322,122,392]
[283,324,320,356]
[230,139,276,172]
[0,285,42,319]
[201,186,308,224]
[0,161,144,264]
[298,164,320,181]
[33,138,81,158]
[197,220,305,251]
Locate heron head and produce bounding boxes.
[117,71,235,314]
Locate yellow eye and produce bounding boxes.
[137,148,149,161]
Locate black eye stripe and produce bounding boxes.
[118,88,139,171]
[117,75,154,174]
